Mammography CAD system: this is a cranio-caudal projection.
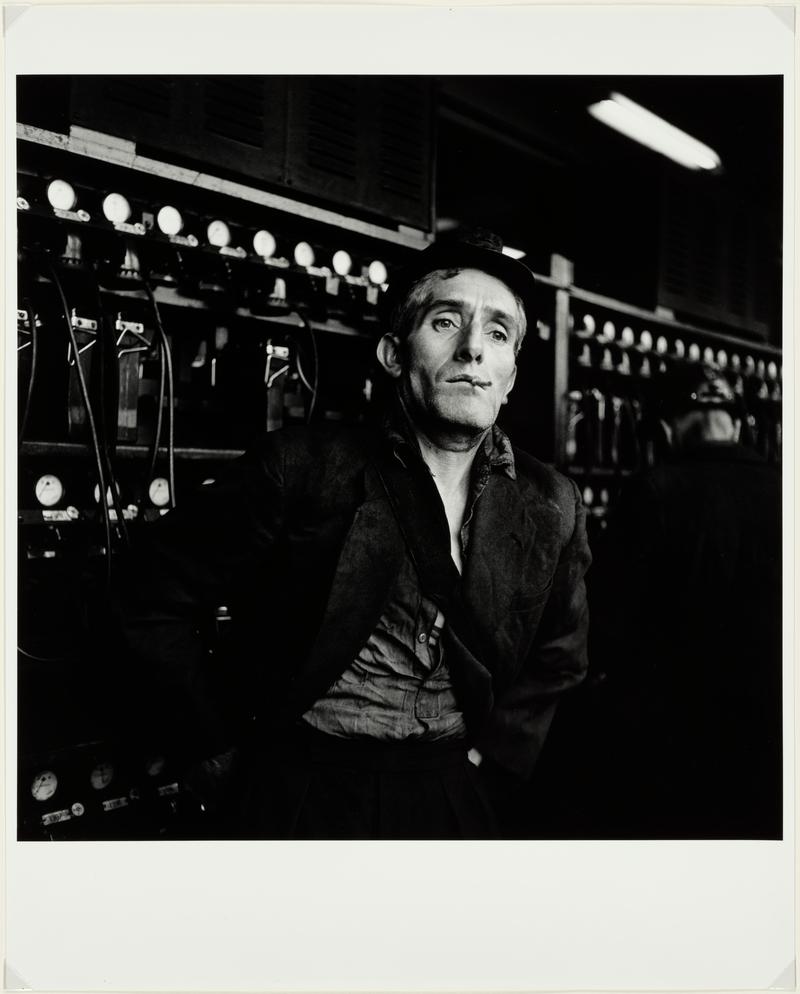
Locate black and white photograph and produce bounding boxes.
[4,5,795,992]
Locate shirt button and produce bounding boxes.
[418,632,427,643]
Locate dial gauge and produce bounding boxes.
[90,761,114,791]
[31,770,58,802]
[35,474,64,507]
[148,478,170,508]
[145,756,166,777]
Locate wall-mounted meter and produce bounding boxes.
[148,478,170,508]
[145,756,166,777]
[31,770,58,802]
[90,761,114,791]
[35,474,64,507]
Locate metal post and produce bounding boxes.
[551,253,574,469]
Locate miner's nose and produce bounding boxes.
[454,319,483,362]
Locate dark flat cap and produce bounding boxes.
[383,228,538,327]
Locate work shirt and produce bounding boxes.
[303,419,516,741]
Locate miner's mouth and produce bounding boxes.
[447,375,491,389]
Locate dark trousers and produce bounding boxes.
[240,725,500,840]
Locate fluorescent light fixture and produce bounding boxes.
[588,92,721,172]
[502,246,526,260]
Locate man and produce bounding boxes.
[587,364,782,838]
[115,230,591,839]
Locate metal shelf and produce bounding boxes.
[100,286,376,340]
[567,285,781,356]
[21,441,245,461]
[564,465,636,478]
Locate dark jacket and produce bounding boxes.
[115,422,591,781]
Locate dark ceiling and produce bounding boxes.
[435,75,783,331]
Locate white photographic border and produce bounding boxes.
[3,5,796,991]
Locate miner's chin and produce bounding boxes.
[425,397,497,436]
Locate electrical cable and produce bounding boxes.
[146,335,167,493]
[46,260,114,586]
[142,280,176,509]
[94,289,130,547]
[294,310,319,423]
[295,351,315,394]
[18,296,38,444]
[17,645,82,664]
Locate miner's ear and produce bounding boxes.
[376,334,403,379]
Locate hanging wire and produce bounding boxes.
[293,310,319,423]
[146,334,167,492]
[141,279,176,509]
[17,645,82,664]
[46,260,114,586]
[94,287,130,548]
[18,296,39,444]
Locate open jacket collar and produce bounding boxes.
[286,409,541,719]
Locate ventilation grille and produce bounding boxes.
[69,77,434,230]
[659,175,767,336]
[378,80,428,201]
[102,76,172,119]
[305,80,359,180]
[203,77,265,149]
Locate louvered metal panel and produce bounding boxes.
[657,174,767,337]
[71,76,175,146]
[69,76,434,230]
[203,77,267,149]
[185,76,285,183]
[287,77,434,230]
